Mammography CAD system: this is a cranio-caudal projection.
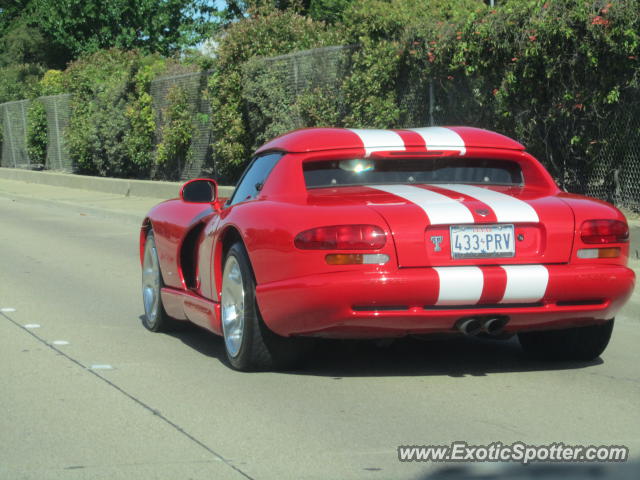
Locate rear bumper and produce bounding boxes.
[256,264,635,338]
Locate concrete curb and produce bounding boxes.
[0,168,235,199]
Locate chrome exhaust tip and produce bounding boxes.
[483,316,509,336]
[455,318,483,336]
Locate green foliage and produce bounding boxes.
[123,57,167,176]
[64,49,140,177]
[0,18,49,67]
[26,99,47,165]
[155,85,195,180]
[2,0,639,194]
[29,0,216,63]
[414,0,640,190]
[341,0,479,43]
[243,57,301,147]
[0,1,222,73]
[308,0,351,24]
[214,0,640,189]
[242,47,349,147]
[0,63,43,103]
[208,7,340,176]
[294,86,342,126]
[0,1,67,69]
[38,70,66,96]
[341,40,402,127]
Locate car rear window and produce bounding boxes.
[303,158,524,189]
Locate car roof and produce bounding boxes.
[254,126,525,155]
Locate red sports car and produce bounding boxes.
[140,127,635,371]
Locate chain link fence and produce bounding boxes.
[406,74,640,211]
[585,89,640,212]
[1,100,31,169]
[40,94,72,171]
[0,46,639,211]
[150,70,214,180]
[242,45,357,149]
[0,73,215,179]
[0,94,73,172]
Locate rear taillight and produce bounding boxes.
[294,225,386,250]
[580,220,629,244]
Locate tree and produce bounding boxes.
[28,0,217,63]
[223,1,349,23]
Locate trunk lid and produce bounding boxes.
[306,184,574,267]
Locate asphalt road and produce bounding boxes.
[1,195,639,480]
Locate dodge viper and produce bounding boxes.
[140,127,635,371]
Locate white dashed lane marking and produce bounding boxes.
[90,364,114,370]
[24,324,41,329]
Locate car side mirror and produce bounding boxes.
[180,178,219,205]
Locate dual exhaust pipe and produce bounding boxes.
[455,316,509,337]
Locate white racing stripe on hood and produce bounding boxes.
[371,184,474,225]
[434,267,484,305]
[409,127,466,155]
[435,184,539,223]
[348,129,405,157]
[499,265,549,303]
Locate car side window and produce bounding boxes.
[228,153,282,206]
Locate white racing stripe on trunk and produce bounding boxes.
[499,265,549,303]
[409,127,466,155]
[371,184,474,225]
[435,184,539,223]
[348,129,405,157]
[434,267,484,306]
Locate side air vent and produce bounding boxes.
[425,303,543,310]
[352,305,409,312]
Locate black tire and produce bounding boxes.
[518,319,614,361]
[141,230,182,332]
[221,242,311,371]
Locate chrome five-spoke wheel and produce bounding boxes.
[141,231,173,332]
[221,255,245,358]
[142,236,161,326]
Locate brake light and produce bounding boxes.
[294,225,386,250]
[580,220,629,244]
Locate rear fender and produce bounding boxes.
[559,193,630,265]
[139,218,152,265]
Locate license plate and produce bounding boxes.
[450,224,515,259]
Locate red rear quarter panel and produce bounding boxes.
[558,193,630,265]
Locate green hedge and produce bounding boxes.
[415,0,640,191]
[59,49,210,179]
[215,0,640,191]
[208,7,341,179]
[26,99,48,166]
[2,0,639,192]
[155,84,195,179]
